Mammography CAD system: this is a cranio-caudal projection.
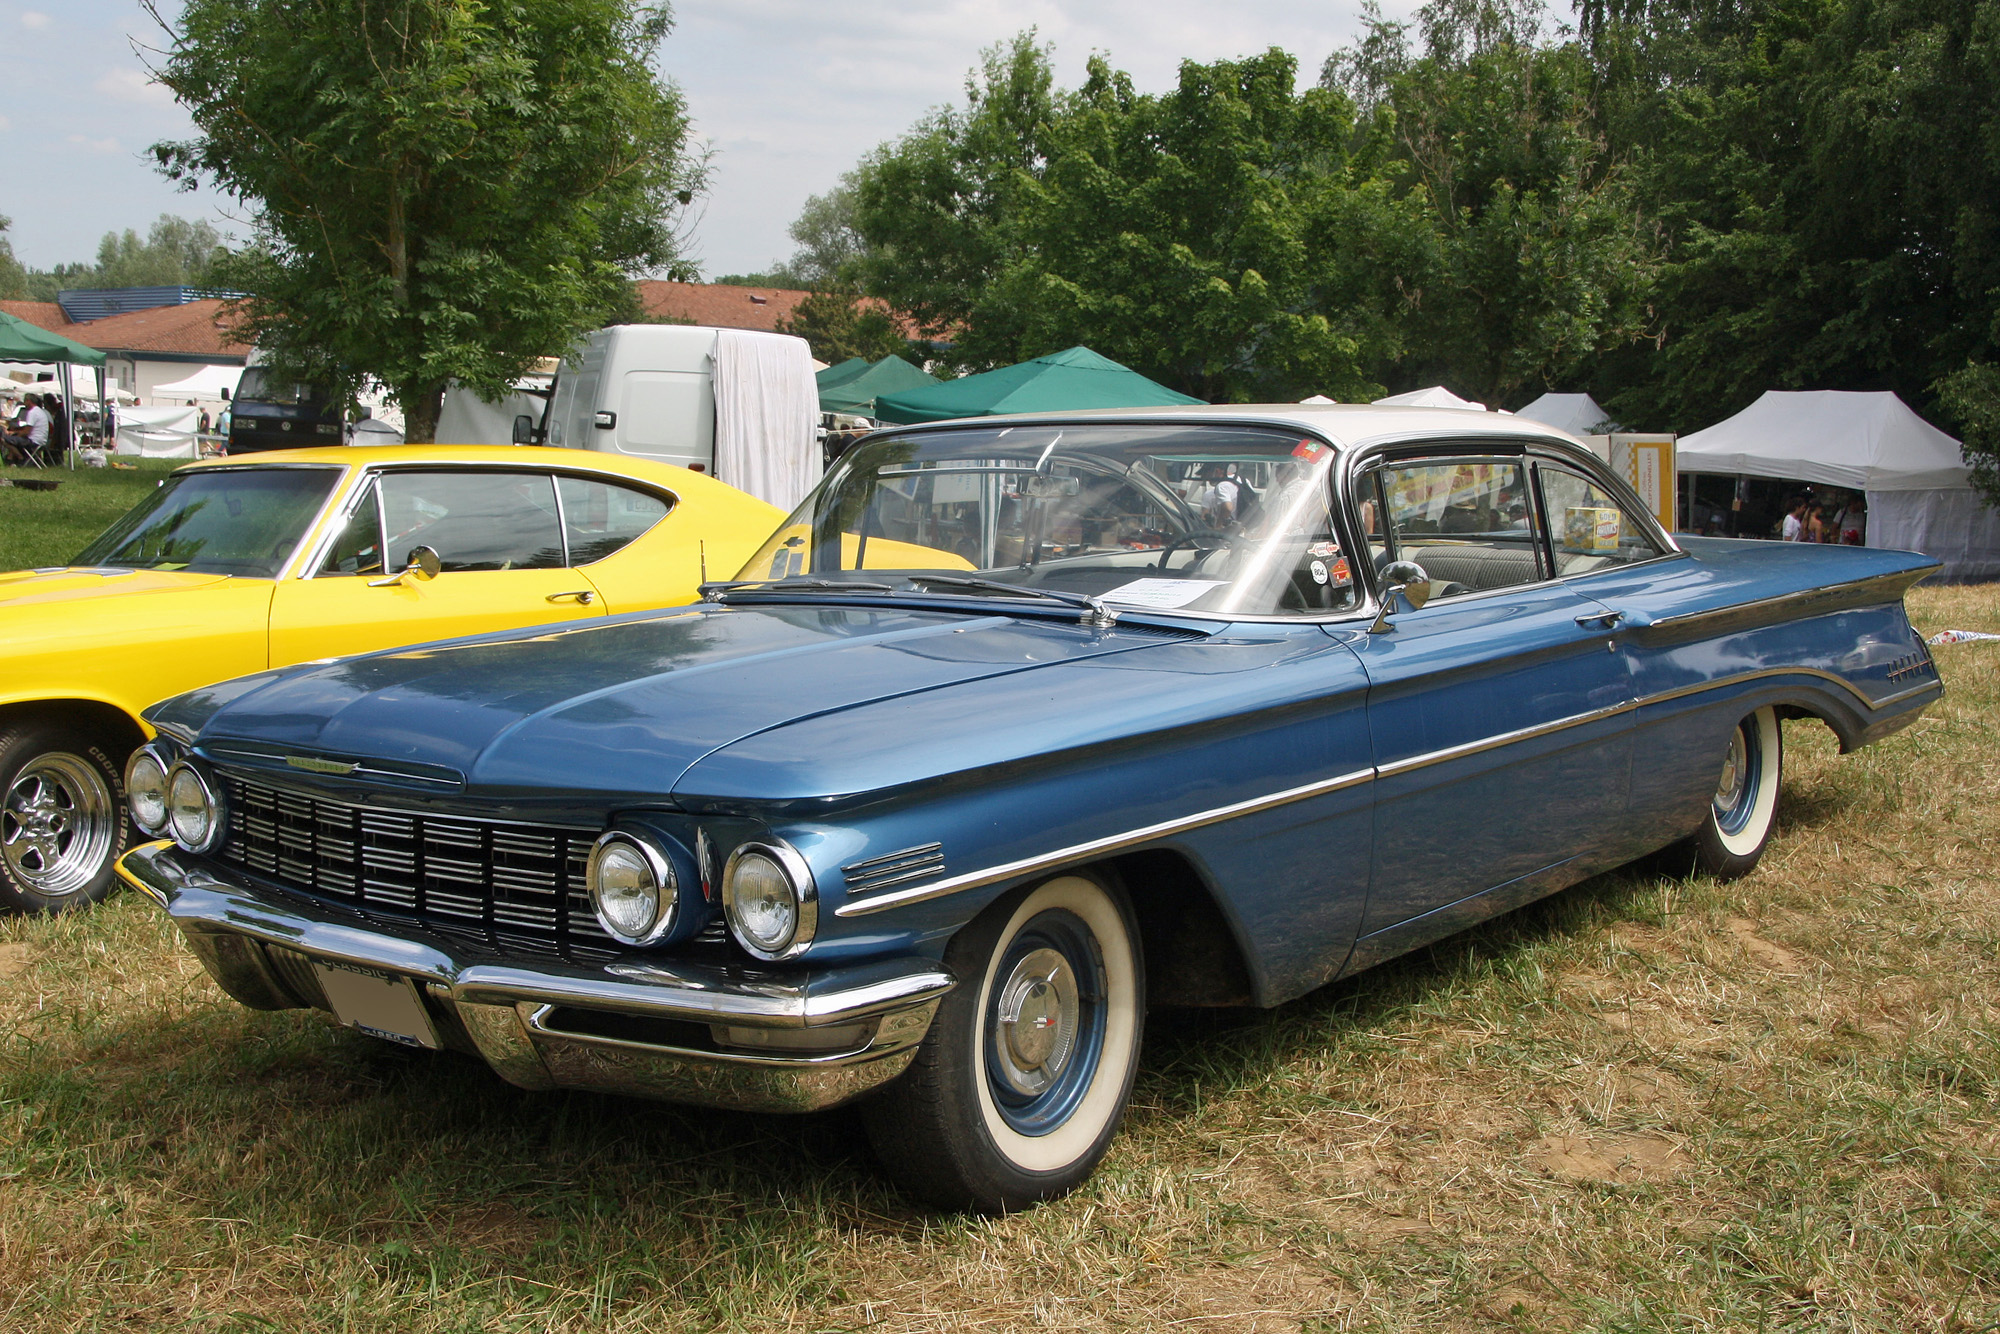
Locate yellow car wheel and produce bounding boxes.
[0,720,131,914]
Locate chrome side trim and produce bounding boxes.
[836,662,1937,919]
[835,765,1377,917]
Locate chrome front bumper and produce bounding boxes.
[116,841,954,1113]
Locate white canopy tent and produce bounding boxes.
[1677,390,2000,581]
[2,363,137,404]
[1373,385,1486,411]
[152,364,243,401]
[1517,392,1617,436]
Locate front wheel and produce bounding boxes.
[1681,706,1783,879]
[0,720,131,914]
[863,872,1144,1213]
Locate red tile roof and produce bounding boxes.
[0,297,251,360]
[636,280,811,332]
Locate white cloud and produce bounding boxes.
[94,68,177,107]
[68,133,122,155]
[20,11,50,29]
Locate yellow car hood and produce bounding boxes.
[0,567,235,606]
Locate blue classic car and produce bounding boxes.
[117,406,1942,1211]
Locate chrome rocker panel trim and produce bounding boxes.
[116,841,954,1114]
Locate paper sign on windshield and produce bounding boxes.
[1102,578,1226,610]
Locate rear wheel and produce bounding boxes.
[1682,706,1783,879]
[864,872,1144,1213]
[0,720,131,914]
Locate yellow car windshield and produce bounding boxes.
[74,466,341,579]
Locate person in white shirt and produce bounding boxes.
[1780,497,1808,541]
[2,393,51,464]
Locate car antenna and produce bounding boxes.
[699,540,708,586]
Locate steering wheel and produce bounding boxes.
[1155,531,1239,571]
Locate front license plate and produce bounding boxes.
[312,961,442,1049]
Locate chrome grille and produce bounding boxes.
[843,842,945,896]
[216,775,613,958]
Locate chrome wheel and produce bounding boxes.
[986,927,1104,1134]
[1713,721,1754,833]
[2,752,117,899]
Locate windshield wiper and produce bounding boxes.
[701,577,897,601]
[901,574,1120,628]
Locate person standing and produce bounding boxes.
[1781,497,1808,541]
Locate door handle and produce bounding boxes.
[1574,609,1626,629]
[546,589,596,605]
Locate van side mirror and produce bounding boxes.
[511,414,536,445]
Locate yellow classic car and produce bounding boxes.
[0,445,784,914]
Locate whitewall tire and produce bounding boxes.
[1687,706,1783,879]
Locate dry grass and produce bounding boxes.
[2,584,1996,1333]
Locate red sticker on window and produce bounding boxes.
[1292,439,1330,462]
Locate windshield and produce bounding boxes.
[235,366,326,410]
[73,466,341,577]
[735,423,1356,618]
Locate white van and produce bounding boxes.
[528,324,821,511]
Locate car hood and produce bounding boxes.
[168,603,1188,807]
[0,567,234,605]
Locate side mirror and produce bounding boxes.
[511,414,536,445]
[406,545,441,581]
[1368,560,1433,634]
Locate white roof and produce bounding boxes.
[1373,385,1485,412]
[153,364,244,399]
[1678,390,1967,492]
[934,401,1590,452]
[1516,392,1616,435]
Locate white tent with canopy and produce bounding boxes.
[1517,392,1617,436]
[1373,385,1486,411]
[152,364,243,401]
[1677,390,2000,581]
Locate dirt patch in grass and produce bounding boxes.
[1,583,1997,1333]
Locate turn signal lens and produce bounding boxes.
[166,763,223,852]
[587,832,675,945]
[126,749,169,835]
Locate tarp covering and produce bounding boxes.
[874,346,1203,424]
[713,328,821,512]
[1679,390,2000,581]
[114,405,201,459]
[152,364,243,400]
[1678,390,1967,490]
[818,355,937,417]
[1517,392,1617,435]
[0,311,105,367]
[1373,385,1485,411]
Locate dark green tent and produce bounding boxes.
[814,357,871,392]
[872,346,1201,425]
[0,311,106,367]
[819,355,938,417]
[1,311,108,466]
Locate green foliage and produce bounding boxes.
[1936,363,2000,509]
[776,290,912,366]
[0,217,27,299]
[146,0,705,442]
[0,214,232,302]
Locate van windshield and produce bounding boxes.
[235,367,325,410]
[733,423,1357,618]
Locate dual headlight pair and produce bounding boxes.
[587,829,816,961]
[126,746,225,853]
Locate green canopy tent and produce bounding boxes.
[0,311,108,469]
[872,346,1202,425]
[815,357,871,391]
[818,355,938,417]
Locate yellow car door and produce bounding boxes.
[269,466,607,665]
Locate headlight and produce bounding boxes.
[588,831,677,946]
[166,762,225,852]
[722,841,818,961]
[126,747,171,835]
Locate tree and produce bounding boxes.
[88,215,231,289]
[717,174,869,291]
[776,290,912,365]
[0,218,25,299]
[147,0,705,442]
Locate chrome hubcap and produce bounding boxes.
[1714,725,1749,814]
[993,947,1079,1096]
[2,753,115,897]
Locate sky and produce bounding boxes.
[1,0,1423,282]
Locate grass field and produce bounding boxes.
[0,459,180,571]
[0,552,1994,1328]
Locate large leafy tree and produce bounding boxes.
[147,0,704,442]
[853,37,1411,401]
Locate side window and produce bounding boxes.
[1536,462,1667,575]
[316,481,384,577]
[557,475,673,565]
[1373,458,1540,597]
[377,471,565,573]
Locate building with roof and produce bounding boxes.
[0,295,250,403]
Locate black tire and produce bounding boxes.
[0,720,131,914]
[863,872,1145,1213]
[1677,706,1783,880]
